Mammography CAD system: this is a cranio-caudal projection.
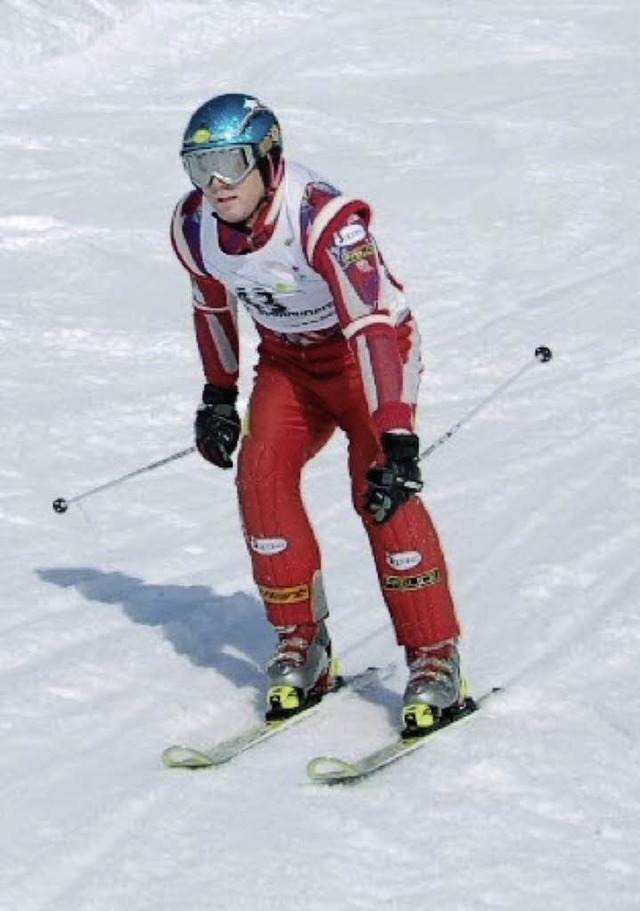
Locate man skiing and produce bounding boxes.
[171,93,468,734]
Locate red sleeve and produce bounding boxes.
[306,198,415,433]
[170,193,240,389]
[191,275,239,389]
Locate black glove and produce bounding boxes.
[194,384,241,469]
[365,432,423,524]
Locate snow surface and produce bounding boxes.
[2,1,639,908]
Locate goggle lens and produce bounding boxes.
[182,146,256,189]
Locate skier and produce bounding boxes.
[171,93,468,732]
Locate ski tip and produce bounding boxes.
[161,745,214,769]
[306,755,360,784]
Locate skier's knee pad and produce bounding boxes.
[364,497,461,647]
[237,439,324,626]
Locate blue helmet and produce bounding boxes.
[181,93,283,189]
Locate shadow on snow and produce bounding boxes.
[36,566,271,691]
[36,566,400,720]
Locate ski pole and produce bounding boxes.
[420,345,553,461]
[52,445,197,514]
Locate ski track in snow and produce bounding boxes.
[1,1,640,909]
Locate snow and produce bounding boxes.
[1,1,639,908]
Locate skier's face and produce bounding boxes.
[204,167,266,225]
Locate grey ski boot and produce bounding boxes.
[266,620,335,720]
[402,639,471,736]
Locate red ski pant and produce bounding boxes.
[236,335,460,648]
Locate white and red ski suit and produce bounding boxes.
[171,161,460,648]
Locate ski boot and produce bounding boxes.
[265,620,338,721]
[401,639,475,738]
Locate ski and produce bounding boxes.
[306,687,500,785]
[162,664,393,770]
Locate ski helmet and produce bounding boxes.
[181,93,283,190]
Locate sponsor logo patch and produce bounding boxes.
[192,128,213,144]
[383,569,441,591]
[333,223,367,247]
[345,242,376,264]
[258,584,310,604]
[386,550,422,571]
[250,536,288,555]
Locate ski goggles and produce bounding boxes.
[181,145,257,189]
